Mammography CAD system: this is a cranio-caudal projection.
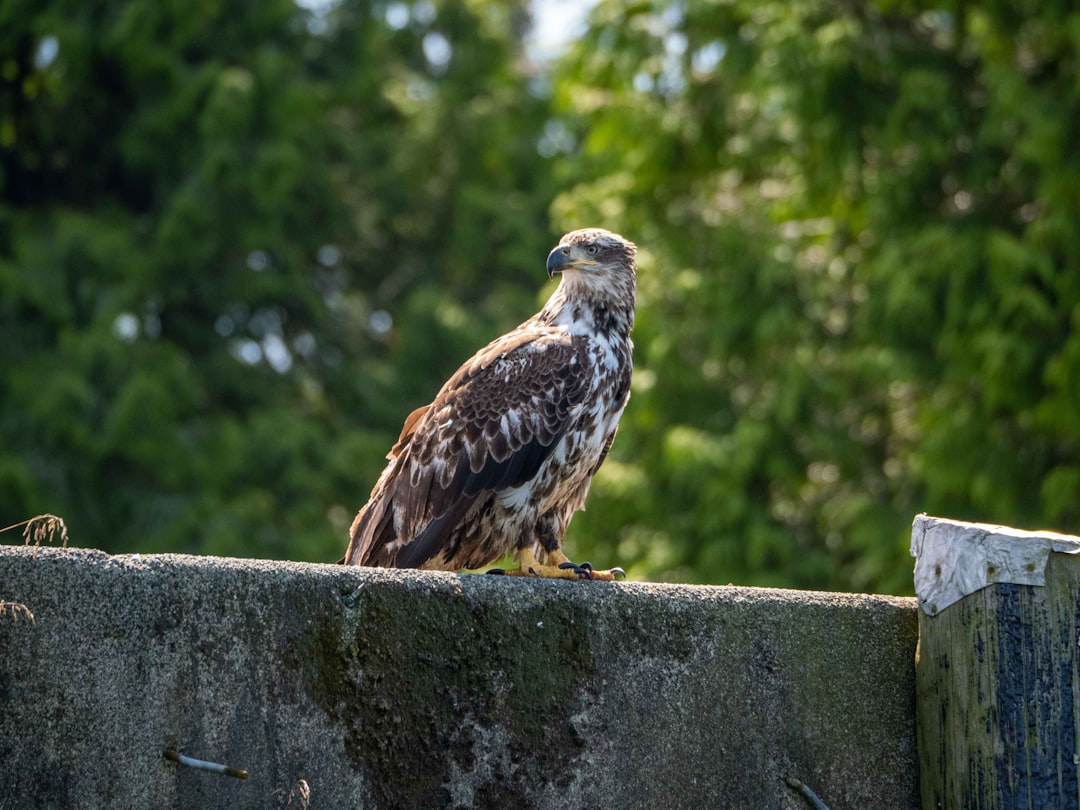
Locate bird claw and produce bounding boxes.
[486,568,506,576]
[556,561,625,581]
[558,560,595,580]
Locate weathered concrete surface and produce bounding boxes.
[0,545,918,809]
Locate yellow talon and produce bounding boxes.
[501,548,624,581]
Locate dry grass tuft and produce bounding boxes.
[273,778,312,809]
[0,516,58,623]
[0,600,34,624]
[0,514,69,556]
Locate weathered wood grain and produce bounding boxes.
[917,547,1080,809]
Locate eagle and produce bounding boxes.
[343,228,636,581]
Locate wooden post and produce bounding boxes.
[912,515,1080,809]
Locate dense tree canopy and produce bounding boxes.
[3,0,1078,594]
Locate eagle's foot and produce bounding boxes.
[549,549,625,581]
[559,560,593,578]
[559,560,627,580]
[489,549,624,581]
[559,561,626,581]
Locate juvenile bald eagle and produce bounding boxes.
[343,228,636,580]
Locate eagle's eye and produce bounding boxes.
[586,244,599,256]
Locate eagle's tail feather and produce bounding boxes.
[344,495,396,566]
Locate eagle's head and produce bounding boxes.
[546,229,636,290]
[541,228,637,334]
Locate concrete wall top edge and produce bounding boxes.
[0,542,916,612]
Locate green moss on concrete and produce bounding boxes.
[0,549,920,809]
[288,580,596,808]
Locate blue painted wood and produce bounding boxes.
[917,553,1080,809]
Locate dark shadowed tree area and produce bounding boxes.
[2,0,1078,594]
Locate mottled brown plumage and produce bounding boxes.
[343,228,636,580]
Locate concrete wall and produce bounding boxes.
[0,545,918,809]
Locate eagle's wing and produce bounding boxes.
[345,328,592,569]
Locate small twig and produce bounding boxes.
[785,776,832,810]
[163,748,248,780]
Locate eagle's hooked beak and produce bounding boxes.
[546,245,596,279]
[546,245,571,279]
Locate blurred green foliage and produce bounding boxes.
[2,0,1078,594]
